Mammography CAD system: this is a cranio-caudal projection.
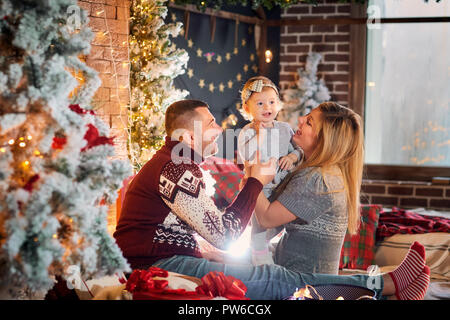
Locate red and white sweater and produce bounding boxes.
[113,137,263,269]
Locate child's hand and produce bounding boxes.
[278,155,295,171]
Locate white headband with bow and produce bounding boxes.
[242,79,279,102]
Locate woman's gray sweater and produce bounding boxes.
[274,166,348,275]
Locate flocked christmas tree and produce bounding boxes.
[279,52,331,129]
[0,0,131,297]
[128,0,189,171]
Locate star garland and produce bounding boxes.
[170,11,258,98]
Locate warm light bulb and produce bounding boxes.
[8,139,14,145]
[19,142,26,147]
[265,49,273,63]
[34,150,41,156]
[19,137,25,141]
[27,135,32,140]
[0,148,5,153]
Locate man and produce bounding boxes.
[114,99,274,270]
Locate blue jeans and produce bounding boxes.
[152,255,384,300]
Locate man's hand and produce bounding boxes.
[245,151,277,186]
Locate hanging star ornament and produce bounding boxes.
[206,54,212,62]
[209,83,215,92]
[216,55,222,64]
[219,83,225,92]
[233,47,238,55]
[227,80,233,89]
[187,68,194,78]
[250,53,255,62]
[243,64,249,73]
[236,73,242,81]
[241,39,247,47]
[225,53,231,61]
[199,79,205,88]
[187,39,194,48]
[197,48,203,57]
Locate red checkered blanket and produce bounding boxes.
[376,207,450,241]
[200,156,243,209]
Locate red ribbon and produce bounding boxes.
[69,104,95,115]
[81,124,114,151]
[122,267,249,300]
[51,136,67,150]
[195,271,249,300]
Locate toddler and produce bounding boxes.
[237,76,303,266]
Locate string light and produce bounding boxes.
[8,139,14,145]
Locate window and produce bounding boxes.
[358,0,450,180]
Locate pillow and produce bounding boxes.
[339,204,383,270]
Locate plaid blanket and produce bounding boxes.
[200,156,243,209]
[376,207,450,242]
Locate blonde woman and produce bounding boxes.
[253,102,364,274]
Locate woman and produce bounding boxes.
[254,102,363,275]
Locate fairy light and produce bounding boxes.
[19,142,26,148]
[8,139,14,145]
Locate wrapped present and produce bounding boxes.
[121,267,249,300]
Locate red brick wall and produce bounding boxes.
[362,180,450,211]
[78,0,130,161]
[280,1,351,106]
[78,0,131,233]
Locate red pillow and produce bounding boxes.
[339,204,382,270]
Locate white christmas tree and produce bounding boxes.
[128,0,189,171]
[0,0,131,297]
[279,52,331,129]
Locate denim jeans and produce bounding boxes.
[153,255,384,300]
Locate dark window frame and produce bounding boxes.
[349,3,450,182]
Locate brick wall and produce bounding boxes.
[280,0,351,106]
[78,0,130,161]
[78,0,131,234]
[362,180,450,211]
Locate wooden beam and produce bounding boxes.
[167,3,263,25]
[364,164,450,182]
[349,3,367,119]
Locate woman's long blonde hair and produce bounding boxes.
[273,102,364,235]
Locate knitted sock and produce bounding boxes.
[388,241,426,293]
[397,266,430,300]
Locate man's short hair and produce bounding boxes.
[165,99,209,137]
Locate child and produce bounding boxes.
[237,76,303,266]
